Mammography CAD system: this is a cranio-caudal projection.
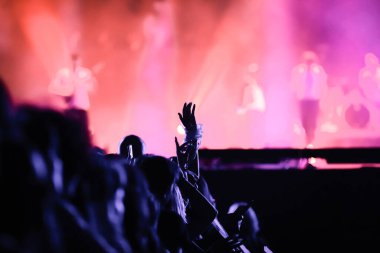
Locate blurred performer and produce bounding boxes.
[291,50,328,146]
[358,52,380,107]
[237,63,266,115]
[141,0,174,94]
[49,53,97,142]
[49,53,96,111]
[236,64,266,148]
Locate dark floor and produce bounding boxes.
[202,168,380,253]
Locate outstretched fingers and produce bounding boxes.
[178,113,184,124]
[191,103,196,116]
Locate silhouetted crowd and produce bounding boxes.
[0,79,272,253]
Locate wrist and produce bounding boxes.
[185,124,203,146]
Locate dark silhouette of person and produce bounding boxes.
[119,134,145,160]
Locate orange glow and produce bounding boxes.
[2,0,380,156]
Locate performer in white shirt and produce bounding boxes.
[49,54,96,111]
[291,50,328,146]
[358,52,380,108]
[237,63,266,115]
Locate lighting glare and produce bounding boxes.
[177,124,185,135]
[308,157,317,165]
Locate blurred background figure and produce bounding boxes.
[237,63,266,115]
[49,53,96,146]
[235,63,267,148]
[140,0,175,95]
[291,50,328,147]
[49,53,96,112]
[358,52,380,108]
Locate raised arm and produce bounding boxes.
[176,102,203,182]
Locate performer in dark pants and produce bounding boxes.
[291,50,328,146]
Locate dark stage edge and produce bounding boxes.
[201,168,380,253]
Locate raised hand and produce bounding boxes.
[178,102,197,131]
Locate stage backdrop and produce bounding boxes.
[1,0,380,155]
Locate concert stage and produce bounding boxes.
[4,0,380,157]
[199,147,380,169]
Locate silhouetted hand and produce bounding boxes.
[178,102,197,131]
